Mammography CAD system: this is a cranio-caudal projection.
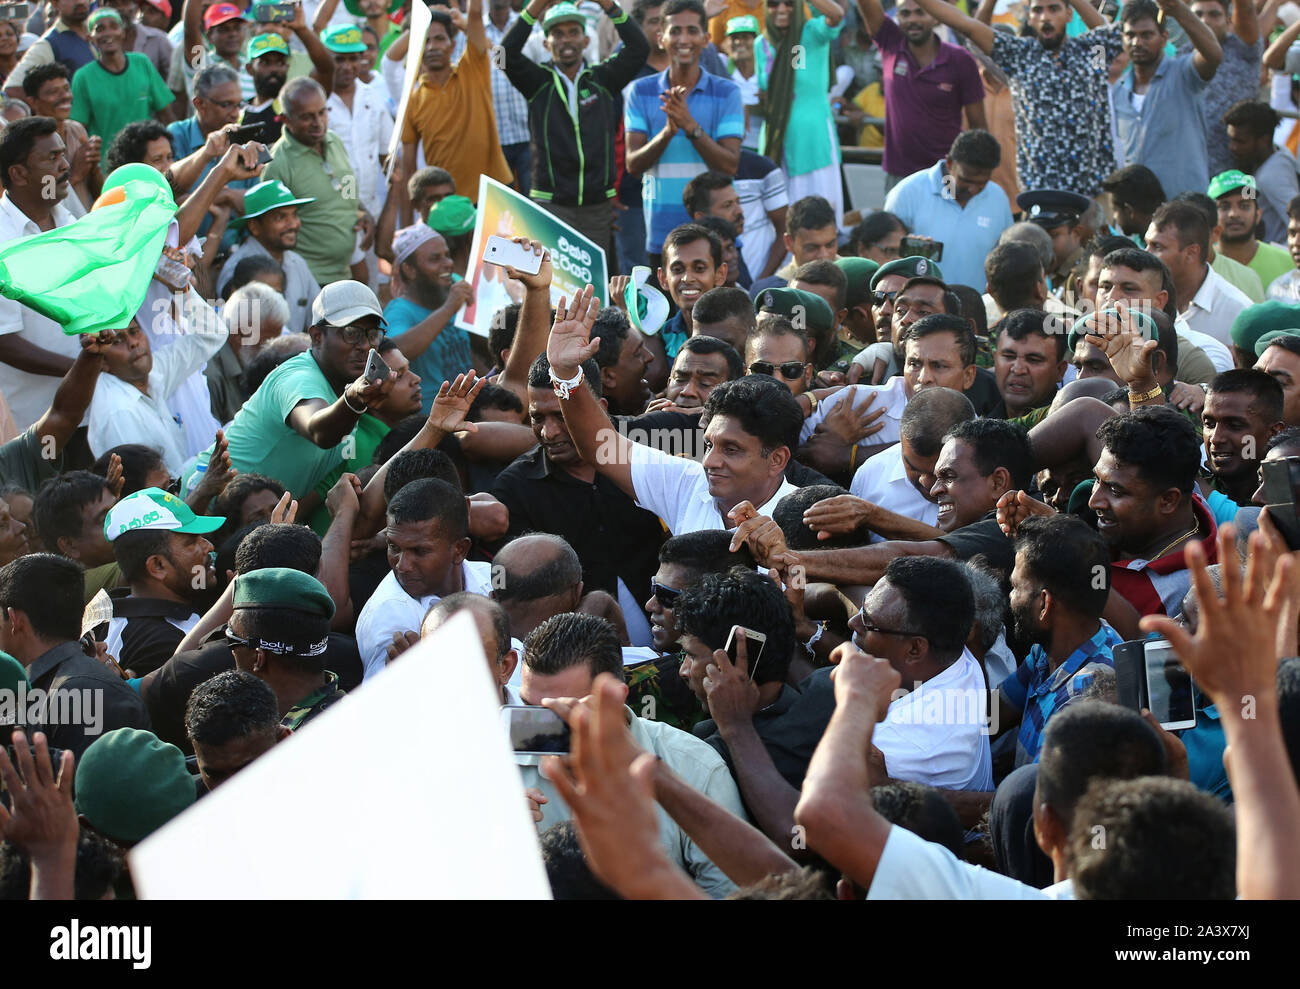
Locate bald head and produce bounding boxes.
[900,387,976,456]
[1050,375,1117,412]
[423,591,518,694]
[492,534,582,603]
[281,76,326,114]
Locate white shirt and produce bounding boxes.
[1177,327,1233,373]
[327,83,396,218]
[1177,264,1252,349]
[627,441,798,535]
[868,824,1054,900]
[1267,267,1300,302]
[87,293,228,475]
[356,560,495,680]
[849,442,936,544]
[871,647,994,791]
[801,376,908,449]
[0,194,79,430]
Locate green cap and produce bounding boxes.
[1067,307,1159,353]
[542,1,587,32]
[320,23,366,53]
[104,487,225,541]
[1207,169,1257,201]
[233,567,336,619]
[427,194,476,237]
[246,31,289,61]
[755,287,834,336]
[869,255,943,291]
[344,0,400,15]
[233,179,315,227]
[835,256,879,306]
[1256,329,1300,359]
[1232,300,1300,353]
[88,8,122,30]
[726,14,760,35]
[74,729,195,843]
[0,650,28,698]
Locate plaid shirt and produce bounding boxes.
[1001,622,1121,768]
[486,15,532,147]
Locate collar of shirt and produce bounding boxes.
[1188,263,1226,314]
[1030,622,1119,697]
[1118,492,1218,572]
[25,640,88,685]
[108,588,200,623]
[653,65,720,99]
[1118,54,1172,97]
[693,475,792,525]
[0,192,74,236]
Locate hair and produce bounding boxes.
[104,119,171,174]
[658,529,756,573]
[1223,99,1280,139]
[21,61,70,101]
[233,522,321,576]
[408,165,454,199]
[680,334,744,380]
[223,256,285,300]
[1099,247,1178,319]
[774,484,858,550]
[1150,200,1210,263]
[233,605,331,672]
[727,865,836,900]
[906,313,977,368]
[696,214,737,248]
[1067,776,1235,899]
[693,286,757,332]
[211,473,285,533]
[794,259,847,315]
[494,534,583,602]
[682,170,735,216]
[943,417,1035,490]
[1278,656,1300,788]
[528,352,602,399]
[851,210,906,254]
[540,821,619,899]
[1087,233,1139,263]
[488,302,520,366]
[240,333,310,395]
[962,558,1006,654]
[0,829,123,901]
[1014,514,1110,616]
[1263,333,1300,363]
[998,307,1067,361]
[1102,164,1166,213]
[674,567,797,684]
[426,591,511,661]
[1207,368,1285,425]
[224,280,290,332]
[1118,0,1164,27]
[1172,190,1219,236]
[184,669,280,747]
[1036,702,1167,834]
[281,76,327,116]
[998,221,1055,273]
[591,307,632,370]
[663,222,722,269]
[468,381,524,421]
[661,0,708,31]
[700,376,804,457]
[112,528,177,583]
[1288,194,1300,224]
[0,553,84,641]
[754,313,809,362]
[632,0,665,23]
[0,114,57,186]
[1096,405,1201,494]
[985,242,1043,311]
[384,449,461,503]
[899,387,976,457]
[881,556,974,658]
[386,478,467,539]
[523,612,624,682]
[32,471,109,555]
[948,128,1001,171]
[871,781,965,856]
[193,63,240,100]
[786,195,837,237]
[1269,424,1300,454]
[90,444,163,497]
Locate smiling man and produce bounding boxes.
[1201,368,1285,506]
[1210,170,1294,291]
[657,222,728,359]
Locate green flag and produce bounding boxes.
[0,163,176,335]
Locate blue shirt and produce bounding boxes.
[1112,52,1211,199]
[883,159,1012,291]
[625,68,744,254]
[384,296,474,413]
[661,309,689,361]
[1000,622,1121,767]
[167,118,256,246]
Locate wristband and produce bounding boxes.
[849,443,858,470]
[550,364,584,400]
[1128,382,1163,405]
[806,392,819,415]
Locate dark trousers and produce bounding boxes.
[503,141,531,198]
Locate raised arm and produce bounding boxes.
[1233,0,1260,45]
[34,331,112,456]
[911,0,995,54]
[1264,12,1300,71]
[458,0,490,54]
[497,239,554,407]
[292,1,337,96]
[1069,0,1107,32]
[182,0,205,72]
[312,0,342,33]
[1160,0,1220,79]
[854,0,887,35]
[808,0,844,28]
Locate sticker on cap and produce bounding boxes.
[916,259,928,275]
[625,267,668,336]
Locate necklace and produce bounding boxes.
[1149,521,1200,562]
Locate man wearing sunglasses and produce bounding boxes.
[746,314,813,396]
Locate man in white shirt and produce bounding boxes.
[0,117,81,431]
[88,292,229,476]
[355,476,494,679]
[320,24,394,225]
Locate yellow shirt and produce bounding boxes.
[401,43,512,205]
[708,0,766,47]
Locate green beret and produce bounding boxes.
[1067,307,1159,353]
[427,194,476,237]
[74,729,195,843]
[1232,300,1300,354]
[1255,329,1300,359]
[869,255,944,291]
[755,286,834,335]
[0,650,27,696]
[233,567,336,619]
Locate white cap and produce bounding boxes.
[311,280,386,328]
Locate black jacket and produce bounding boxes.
[502,7,649,206]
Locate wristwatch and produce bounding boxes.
[687,125,703,141]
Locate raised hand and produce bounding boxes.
[326,471,363,518]
[427,370,487,433]
[704,627,761,728]
[0,731,77,888]
[828,645,901,723]
[269,489,299,524]
[445,279,475,311]
[995,489,1054,538]
[104,451,125,499]
[503,237,552,292]
[803,494,873,540]
[545,284,602,379]
[1083,301,1159,389]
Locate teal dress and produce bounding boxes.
[756,13,843,178]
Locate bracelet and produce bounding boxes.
[550,364,584,400]
[849,443,858,471]
[1128,382,1163,405]
[342,389,368,414]
[803,622,825,657]
[806,391,819,415]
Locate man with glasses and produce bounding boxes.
[746,311,814,396]
[166,64,250,201]
[192,280,396,502]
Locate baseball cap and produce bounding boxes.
[232,179,314,227]
[427,194,476,237]
[87,8,122,30]
[321,23,367,53]
[1207,169,1257,201]
[311,280,387,328]
[104,488,226,541]
[726,14,759,34]
[204,3,244,31]
[869,255,943,290]
[542,1,587,32]
[247,31,289,60]
[139,0,173,17]
[625,266,669,335]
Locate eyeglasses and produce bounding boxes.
[224,626,327,657]
[224,628,258,651]
[749,360,808,379]
[855,606,925,640]
[335,322,385,346]
[205,98,241,111]
[872,289,898,306]
[651,579,682,608]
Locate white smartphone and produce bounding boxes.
[724,624,767,680]
[483,234,543,275]
[1143,640,1196,731]
[500,705,571,756]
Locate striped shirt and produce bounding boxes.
[486,15,532,147]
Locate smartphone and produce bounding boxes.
[364,348,390,384]
[0,3,31,20]
[229,122,267,144]
[900,235,943,263]
[724,624,767,680]
[483,234,542,275]
[1261,457,1300,551]
[256,147,272,165]
[501,705,571,755]
[1143,639,1196,731]
[255,2,296,22]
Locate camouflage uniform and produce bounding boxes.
[280,671,346,732]
[625,653,706,732]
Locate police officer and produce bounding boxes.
[1018,189,1093,299]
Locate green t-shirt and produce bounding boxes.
[0,425,60,494]
[70,53,174,165]
[261,131,360,286]
[1247,241,1295,294]
[307,414,390,536]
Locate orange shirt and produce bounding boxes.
[401,43,512,204]
[708,0,765,48]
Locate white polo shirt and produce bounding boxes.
[868,824,1057,900]
[800,376,909,449]
[356,560,495,680]
[1177,264,1252,349]
[849,443,936,544]
[627,441,798,535]
[327,83,396,218]
[871,647,994,791]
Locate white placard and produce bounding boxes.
[385,0,433,179]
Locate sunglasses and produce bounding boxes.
[749,360,808,379]
[335,322,385,346]
[651,579,682,608]
[855,605,925,640]
[872,289,898,306]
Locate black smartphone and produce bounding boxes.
[1261,457,1300,551]
[900,235,943,263]
[1114,638,1196,731]
[254,2,295,22]
[229,122,267,144]
[256,147,272,165]
[501,705,571,755]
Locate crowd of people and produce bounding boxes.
[1,0,1300,906]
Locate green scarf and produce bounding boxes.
[759,1,805,167]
